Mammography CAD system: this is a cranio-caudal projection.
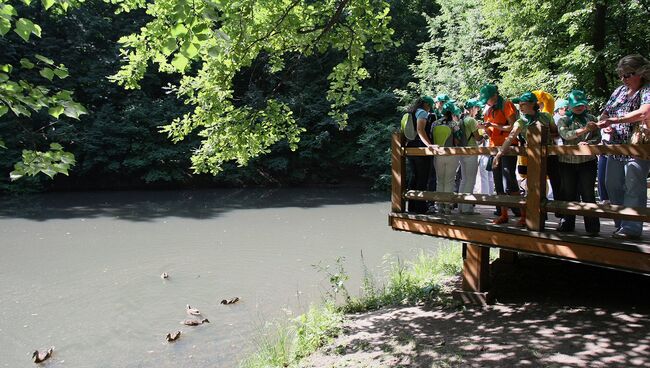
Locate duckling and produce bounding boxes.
[220,297,240,305]
[160,272,169,279]
[165,331,181,342]
[181,318,209,326]
[32,347,54,364]
[186,304,201,316]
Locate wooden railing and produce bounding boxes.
[391,122,650,232]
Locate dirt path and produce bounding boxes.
[301,256,650,368]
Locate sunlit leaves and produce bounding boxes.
[110,0,394,175]
[1,0,85,180]
[10,143,76,181]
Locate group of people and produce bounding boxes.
[405,54,650,240]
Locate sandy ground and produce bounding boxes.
[300,256,650,368]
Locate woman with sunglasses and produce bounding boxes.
[597,54,650,239]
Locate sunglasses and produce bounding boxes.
[620,72,636,79]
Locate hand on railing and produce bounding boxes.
[427,144,439,152]
[492,151,502,169]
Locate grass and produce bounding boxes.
[239,243,463,368]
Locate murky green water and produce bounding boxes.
[0,188,444,367]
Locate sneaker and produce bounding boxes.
[612,230,641,240]
[557,219,575,232]
[492,215,508,224]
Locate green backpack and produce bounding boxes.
[400,112,418,141]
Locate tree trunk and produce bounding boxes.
[592,0,608,98]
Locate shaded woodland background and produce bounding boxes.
[1,0,648,192]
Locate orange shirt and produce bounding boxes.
[484,99,517,146]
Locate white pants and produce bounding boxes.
[459,156,479,213]
[476,155,495,195]
[435,156,461,195]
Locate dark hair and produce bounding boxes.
[407,97,426,114]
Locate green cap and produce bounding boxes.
[435,94,451,103]
[478,84,497,105]
[464,98,484,110]
[422,95,435,107]
[567,90,588,108]
[511,92,538,104]
[442,101,457,115]
[554,99,568,111]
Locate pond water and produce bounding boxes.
[0,188,445,367]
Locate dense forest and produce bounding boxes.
[1,0,648,192]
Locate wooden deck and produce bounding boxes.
[389,125,650,304]
[389,205,650,273]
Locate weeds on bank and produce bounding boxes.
[240,243,463,368]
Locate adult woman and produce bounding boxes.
[458,98,484,214]
[405,96,437,214]
[431,101,462,214]
[478,83,519,224]
[557,90,601,235]
[598,54,650,239]
[493,92,554,226]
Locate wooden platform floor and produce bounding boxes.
[390,204,650,273]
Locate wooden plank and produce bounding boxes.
[391,132,406,213]
[389,216,650,273]
[403,190,526,207]
[462,243,490,292]
[405,146,526,157]
[544,199,650,222]
[548,143,650,159]
[525,123,547,231]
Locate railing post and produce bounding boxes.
[525,122,548,231]
[391,132,406,213]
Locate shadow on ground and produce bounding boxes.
[303,256,650,368]
[0,187,385,222]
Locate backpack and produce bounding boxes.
[432,124,453,147]
[400,111,417,141]
[454,118,468,147]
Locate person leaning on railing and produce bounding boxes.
[478,83,521,223]
[597,54,650,240]
[405,95,438,214]
[457,98,485,215]
[492,92,554,227]
[556,90,601,236]
[431,101,462,214]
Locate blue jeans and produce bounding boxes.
[597,155,609,201]
[605,158,650,236]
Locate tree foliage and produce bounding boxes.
[109,0,395,175]
[411,0,650,106]
[0,0,86,180]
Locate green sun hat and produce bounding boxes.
[478,84,498,105]
[554,99,569,111]
[567,90,588,108]
[464,98,484,110]
[442,101,459,115]
[422,95,435,107]
[511,91,538,104]
[435,94,451,103]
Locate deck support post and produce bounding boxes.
[454,242,491,305]
[525,122,548,231]
[391,132,406,213]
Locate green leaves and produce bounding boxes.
[10,143,76,181]
[110,0,394,175]
[14,17,41,41]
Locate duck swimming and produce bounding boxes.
[165,331,181,342]
[220,297,240,305]
[32,347,54,364]
[181,318,209,326]
[160,272,169,279]
[186,304,201,316]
